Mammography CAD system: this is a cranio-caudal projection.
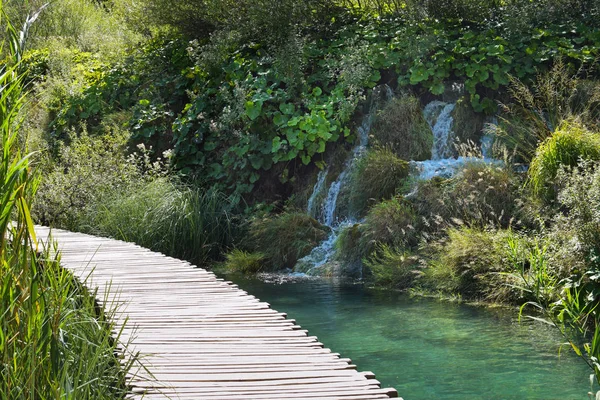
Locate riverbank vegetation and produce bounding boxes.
[0,4,135,397]
[7,0,600,392]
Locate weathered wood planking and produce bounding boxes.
[35,226,400,400]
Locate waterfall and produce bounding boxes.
[412,100,500,180]
[423,101,456,160]
[294,105,375,274]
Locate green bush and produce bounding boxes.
[365,245,421,289]
[33,128,140,229]
[370,95,433,161]
[360,197,420,253]
[221,249,266,274]
[528,121,600,201]
[249,211,328,270]
[348,147,409,216]
[424,228,526,302]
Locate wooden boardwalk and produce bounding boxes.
[35,226,399,400]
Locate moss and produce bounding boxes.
[249,211,329,270]
[335,224,363,264]
[370,95,433,161]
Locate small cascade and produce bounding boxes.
[423,101,456,160]
[412,100,499,180]
[295,104,375,275]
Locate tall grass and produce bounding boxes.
[83,177,238,266]
[0,4,135,398]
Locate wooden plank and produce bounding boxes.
[35,226,400,400]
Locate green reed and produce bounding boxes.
[0,2,136,398]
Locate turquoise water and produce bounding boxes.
[222,275,593,400]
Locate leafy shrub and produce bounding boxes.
[221,249,266,274]
[348,147,409,216]
[84,178,237,266]
[364,245,421,289]
[359,197,420,253]
[249,212,329,269]
[370,95,433,161]
[424,228,526,302]
[528,121,600,201]
[33,128,140,229]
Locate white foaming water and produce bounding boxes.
[423,101,456,160]
[412,100,500,181]
[295,106,375,274]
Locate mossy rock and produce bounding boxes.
[348,148,410,216]
[451,96,485,147]
[370,95,433,161]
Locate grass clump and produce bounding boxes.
[360,197,419,253]
[335,223,363,265]
[249,211,328,270]
[528,121,600,202]
[348,147,409,216]
[370,95,433,161]
[84,178,237,266]
[451,96,485,145]
[424,228,525,303]
[221,249,266,274]
[410,162,523,231]
[365,245,421,290]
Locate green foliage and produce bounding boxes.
[33,128,140,229]
[0,7,134,397]
[83,178,237,266]
[495,61,600,162]
[364,245,421,289]
[335,223,363,264]
[348,147,409,216]
[248,212,328,269]
[221,249,266,274]
[424,228,524,302]
[410,162,523,231]
[554,160,600,270]
[360,197,420,253]
[528,121,600,201]
[370,95,433,161]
